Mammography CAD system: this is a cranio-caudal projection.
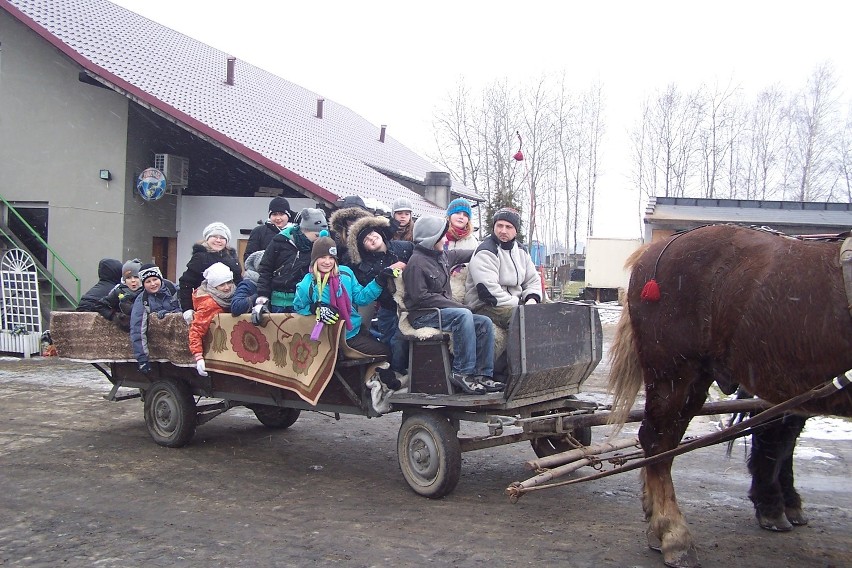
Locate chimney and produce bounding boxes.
[316,98,324,119]
[424,171,451,208]
[379,125,386,143]
[226,57,236,85]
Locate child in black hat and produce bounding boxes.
[129,264,181,374]
[243,196,293,261]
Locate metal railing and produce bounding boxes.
[0,195,80,310]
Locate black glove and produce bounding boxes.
[375,266,401,287]
[315,304,340,325]
[155,309,169,319]
[138,361,151,374]
[251,303,269,326]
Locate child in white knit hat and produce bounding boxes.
[189,262,235,376]
[178,221,242,326]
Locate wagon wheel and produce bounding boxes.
[251,405,301,429]
[529,408,592,458]
[143,378,196,447]
[397,412,461,498]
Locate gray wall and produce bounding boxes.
[0,11,130,293]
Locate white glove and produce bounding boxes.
[195,359,208,376]
[255,296,268,305]
[182,309,195,324]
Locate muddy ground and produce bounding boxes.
[0,324,849,567]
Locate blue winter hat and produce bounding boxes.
[446,198,472,219]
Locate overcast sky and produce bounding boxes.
[111,0,852,238]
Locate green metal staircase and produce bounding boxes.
[0,195,80,327]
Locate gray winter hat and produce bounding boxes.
[122,258,142,280]
[244,250,264,284]
[392,197,413,213]
[413,215,449,250]
[299,208,329,233]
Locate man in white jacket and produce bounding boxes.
[463,207,542,328]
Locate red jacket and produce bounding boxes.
[189,288,226,359]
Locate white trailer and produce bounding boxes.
[583,237,643,302]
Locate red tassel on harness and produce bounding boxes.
[640,279,661,302]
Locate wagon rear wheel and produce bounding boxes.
[251,405,301,429]
[397,412,461,498]
[143,378,196,447]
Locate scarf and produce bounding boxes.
[313,265,353,331]
[446,223,471,242]
[203,280,235,309]
[394,221,414,242]
[284,226,314,252]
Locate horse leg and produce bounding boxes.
[780,415,808,526]
[640,373,709,568]
[748,414,807,530]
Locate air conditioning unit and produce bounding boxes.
[154,154,190,187]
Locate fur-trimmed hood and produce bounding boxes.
[330,207,373,241]
[347,215,392,265]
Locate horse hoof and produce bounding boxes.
[785,508,809,526]
[646,527,662,552]
[663,545,701,568]
[757,513,793,532]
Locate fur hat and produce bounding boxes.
[311,233,338,265]
[203,262,234,288]
[122,259,141,280]
[299,208,329,233]
[492,207,521,232]
[203,221,232,244]
[243,251,264,284]
[138,263,163,285]
[446,198,472,219]
[268,197,292,219]
[348,215,391,264]
[330,206,372,240]
[413,215,449,250]
[392,197,413,213]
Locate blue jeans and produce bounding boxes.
[411,307,494,377]
[372,306,408,374]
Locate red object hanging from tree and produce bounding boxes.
[513,131,524,161]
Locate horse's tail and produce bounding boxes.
[607,249,648,433]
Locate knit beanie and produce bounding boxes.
[203,221,232,244]
[122,258,142,280]
[203,262,234,288]
[446,198,472,219]
[269,196,292,219]
[413,215,449,250]
[310,233,338,265]
[335,195,369,211]
[244,250,264,284]
[392,197,413,213]
[492,207,521,232]
[299,208,329,233]
[138,263,163,285]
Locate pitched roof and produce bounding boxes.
[645,196,852,229]
[3,0,479,215]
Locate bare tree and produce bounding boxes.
[431,79,483,194]
[790,62,841,201]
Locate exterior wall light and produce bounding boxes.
[99,169,112,181]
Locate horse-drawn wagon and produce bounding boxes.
[50,300,604,498]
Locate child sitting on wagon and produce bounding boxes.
[97,259,142,330]
[189,262,236,377]
[130,264,182,374]
[293,232,400,389]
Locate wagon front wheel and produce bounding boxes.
[143,378,196,447]
[397,412,461,498]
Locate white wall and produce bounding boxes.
[176,195,316,271]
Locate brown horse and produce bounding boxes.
[608,224,852,568]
